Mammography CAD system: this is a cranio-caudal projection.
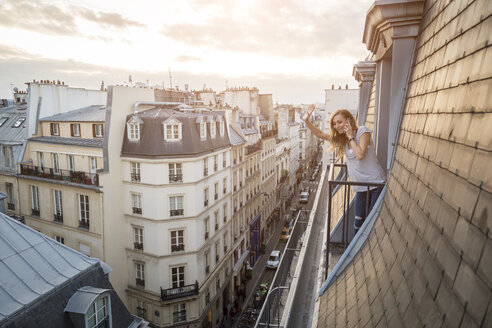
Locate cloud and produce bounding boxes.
[0,44,357,104]
[174,55,202,62]
[0,0,145,36]
[162,0,371,59]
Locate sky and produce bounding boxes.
[0,0,374,104]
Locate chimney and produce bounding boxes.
[331,84,334,90]
[345,84,348,89]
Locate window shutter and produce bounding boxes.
[92,124,96,137]
[50,123,54,135]
[70,124,74,136]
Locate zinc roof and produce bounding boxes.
[28,136,103,148]
[39,105,106,122]
[0,106,27,144]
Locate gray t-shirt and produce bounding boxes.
[345,126,386,192]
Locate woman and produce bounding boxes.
[302,106,386,234]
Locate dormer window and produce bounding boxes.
[129,123,139,140]
[71,124,80,137]
[200,122,206,139]
[64,287,112,328]
[219,121,225,136]
[163,118,182,142]
[210,122,216,138]
[51,123,60,136]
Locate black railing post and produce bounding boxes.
[325,181,332,280]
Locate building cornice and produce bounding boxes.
[363,0,425,60]
[353,61,377,83]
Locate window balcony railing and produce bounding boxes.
[32,208,40,216]
[136,278,145,287]
[223,188,226,194]
[131,173,140,182]
[20,164,100,186]
[170,209,184,216]
[79,220,90,230]
[215,255,219,262]
[204,199,208,207]
[134,242,143,250]
[53,213,63,223]
[133,207,142,215]
[169,174,183,183]
[214,193,218,200]
[224,245,227,253]
[7,203,15,210]
[171,244,185,252]
[204,232,209,240]
[215,223,219,231]
[161,281,199,302]
[223,216,227,223]
[205,265,210,275]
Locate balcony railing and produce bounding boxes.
[133,207,142,215]
[169,173,183,183]
[170,209,184,216]
[134,242,143,250]
[20,164,100,186]
[7,203,15,210]
[136,278,145,287]
[161,281,199,301]
[171,244,185,252]
[246,142,261,155]
[32,208,40,216]
[260,129,278,139]
[131,173,140,182]
[53,213,63,223]
[79,220,90,230]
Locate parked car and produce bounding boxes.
[267,250,281,269]
[300,191,309,203]
[280,226,291,242]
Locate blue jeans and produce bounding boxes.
[354,186,383,234]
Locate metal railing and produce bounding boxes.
[161,281,199,301]
[324,163,385,280]
[20,164,100,186]
[169,173,183,183]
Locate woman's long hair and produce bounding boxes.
[328,109,358,157]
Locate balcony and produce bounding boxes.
[161,281,199,301]
[136,278,145,287]
[131,173,140,182]
[20,164,100,186]
[170,209,184,216]
[79,220,90,230]
[171,244,185,252]
[169,173,183,183]
[132,207,142,215]
[134,242,143,250]
[7,203,15,210]
[53,213,63,223]
[32,208,40,216]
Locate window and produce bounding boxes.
[200,121,206,139]
[223,232,228,252]
[70,123,80,137]
[51,153,59,173]
[87,296,108,328]
[169,163,182,183]
[53,190,63,222]
[215,242,220,263]
[93,124,104,137]
[90,157,97,172]
[214,183,218,200]
[132,193,142,215]
[128,123,140,141]
[210,122,216,138]
[50,122,60,136]
[78,194,89,229]
[171,266,185,288]
[38,152,44,169]
[204,188,209,207]
[171,230,184,252]
[173,303,186,324]
[54,235,64,244]
[223,177,227,194]
[134,227,143,250]
[68,154,75,172]
[204,217,209,240]
[214,155,218,171]
[31,186,39,216]
[130,162,140,182]
[222,152,227,167]
[203,158,208,176]
[170,196,183,216]
[0,117,8,127]
[214,211,219,231]
[219,121,225,136]
[6,183,14,210]
[205,251,210,275]
[12,118,25,128]
[223,204,228,222]
[136,300,147,320]
[136,263,145,287]
[165,123,181,141]
[3,146,13,169]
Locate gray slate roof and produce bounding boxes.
[0,212,98,322]
[229,125,247,146]
[39,105,106,122]
[121,107,231,158]
[29,136,103,148]
[0,105,27,144]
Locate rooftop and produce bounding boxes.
[39,105,106,122]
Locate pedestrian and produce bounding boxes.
[303,106,386,234]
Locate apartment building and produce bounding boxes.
[16,105,106,259]
[120,105,233,327]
